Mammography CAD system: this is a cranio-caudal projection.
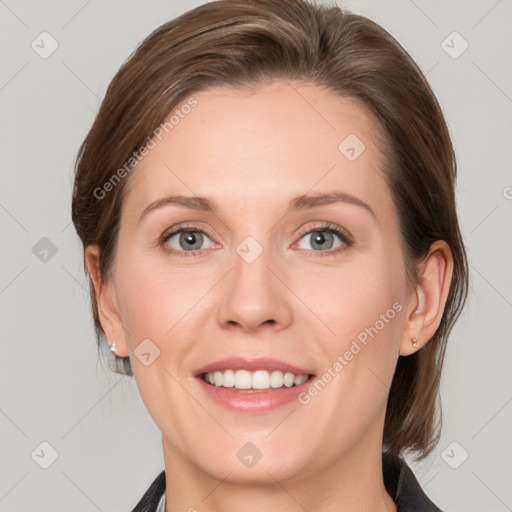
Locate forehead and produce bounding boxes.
[122,80,392,223]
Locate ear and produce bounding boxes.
[399,240,454,356]
[85,245,129,357]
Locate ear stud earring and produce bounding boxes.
[109,341,117,355]
[411,337,419,349]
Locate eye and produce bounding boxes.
[294,223,353,256]
[159,222,353,258]
[160,224,218,257]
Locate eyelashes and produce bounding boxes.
[159,223,218,258]
[294,223,353,256]
[159,222,354,259]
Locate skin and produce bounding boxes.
[86,80,453,512]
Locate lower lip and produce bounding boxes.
[196,376,314,413]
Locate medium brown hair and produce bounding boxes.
[71,0,469,460]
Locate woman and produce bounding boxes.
[71,0,469,510]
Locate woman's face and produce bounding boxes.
[97,81,416,483]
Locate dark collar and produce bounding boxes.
[382,450,443,511]
[130,451,443,511]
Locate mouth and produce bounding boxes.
[193,356,316,411]
[199,369,315,392]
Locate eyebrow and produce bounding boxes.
[138,191,376,224]
[289,192,376,219]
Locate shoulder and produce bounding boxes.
[130,470,166,512]
[383,450,444,512]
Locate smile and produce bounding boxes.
[201,369,311,391]
[194,356,316,412]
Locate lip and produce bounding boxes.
[194,356,316,413]
[196,374,316,413]
[194,356,314,377]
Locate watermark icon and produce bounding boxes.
[441,31,469,60]
[31,441,59,469]
[338,133,366,161]
[503,186,512,200]
[236,442,263,468]
[32,237,58,263]
[298,301,403,405]
[134,338,161,366]
[93,96,198,200]
[441,441,469,469]
[236,236,264,264]
[31,31,59,59]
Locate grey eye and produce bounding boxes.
[297,230,343,251]
[166,230,212,251]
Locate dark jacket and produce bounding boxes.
[130,450,443,511]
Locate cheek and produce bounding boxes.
[302,250,405,388]
[115,250,203,343]
[114,252,202,437]
[298,258,403,339]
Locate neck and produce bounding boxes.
[162,428,397,512]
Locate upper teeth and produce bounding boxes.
[203,369,309,389]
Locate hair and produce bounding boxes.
[71,0,469,461]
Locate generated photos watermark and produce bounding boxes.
[93,96,198,200]
[298,301,403,405]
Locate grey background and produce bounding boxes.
[1,0,511,510]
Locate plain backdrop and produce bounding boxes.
[1,1,511,511]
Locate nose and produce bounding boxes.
[216,246,293,333]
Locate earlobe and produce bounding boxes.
[84,245,129,358]
[399,240,454,356]
[398,303,424,356]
